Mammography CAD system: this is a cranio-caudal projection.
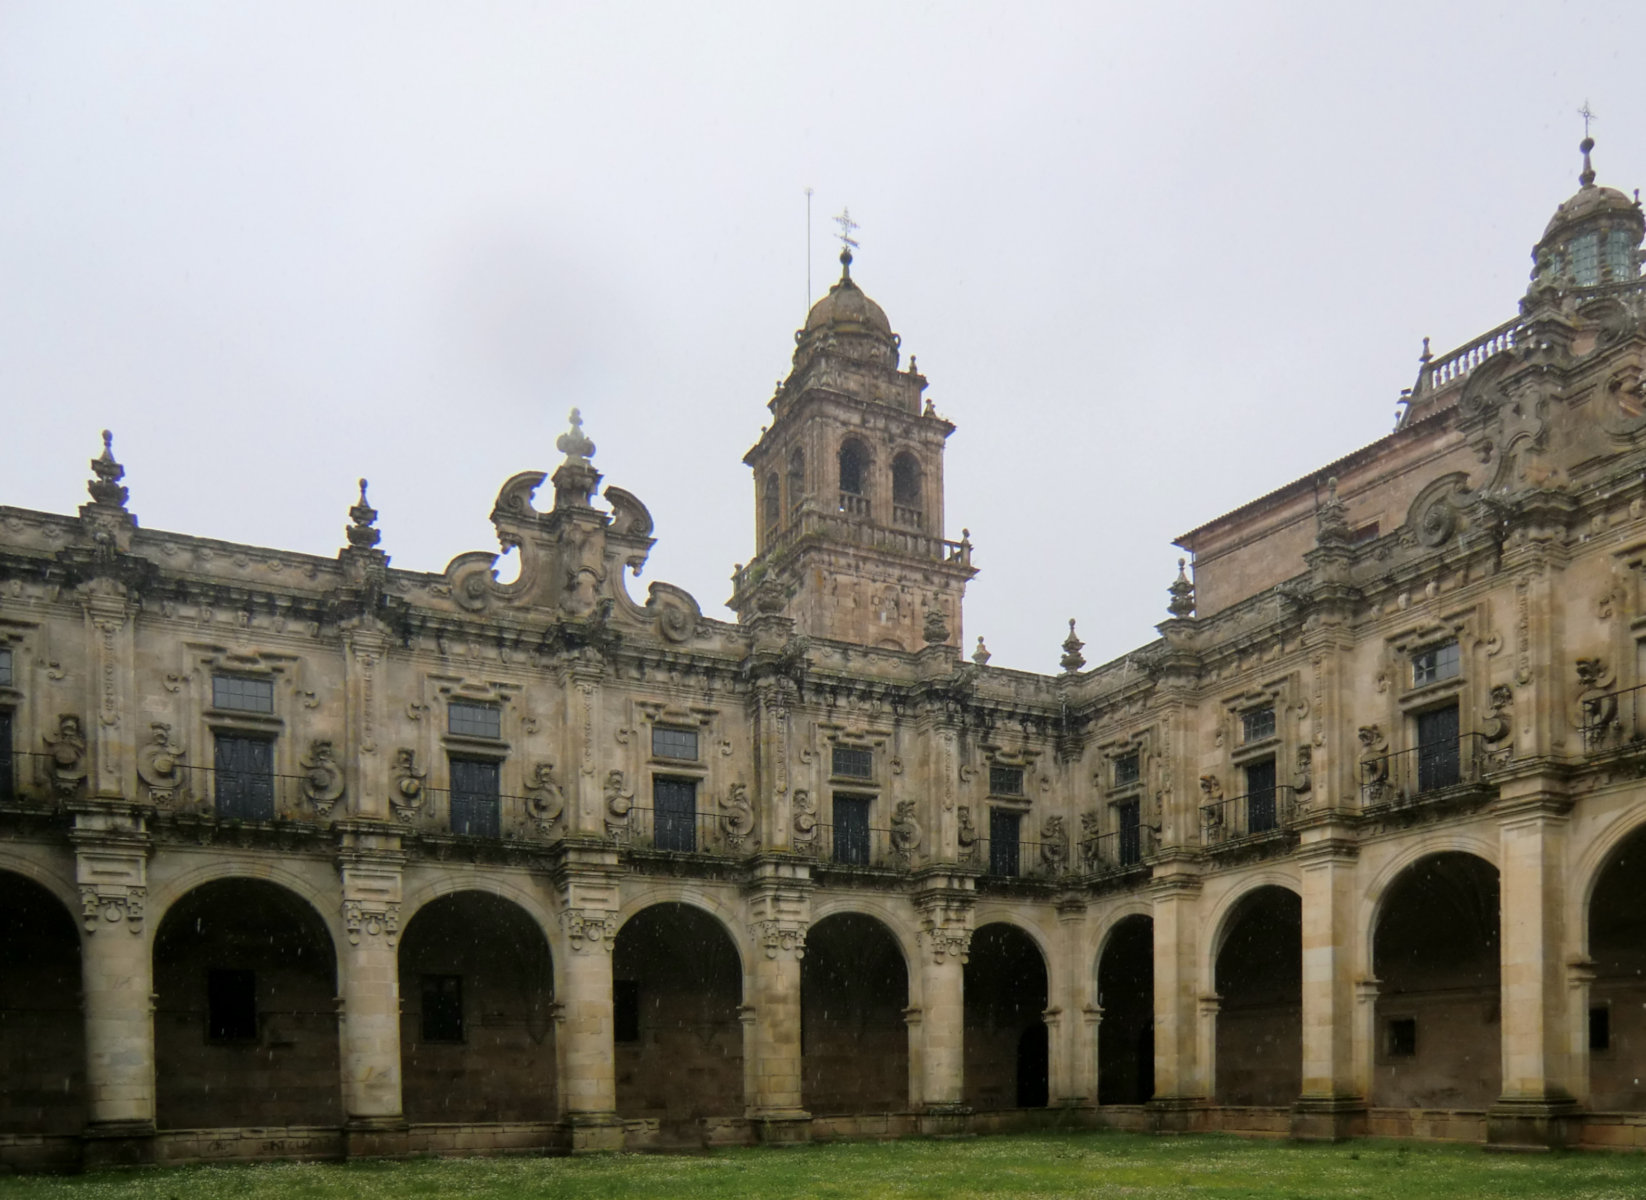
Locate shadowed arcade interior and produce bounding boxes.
[0,872,84,1136]
[1214,885,1301,1106]
[964,922,1049,1111]
[1588,826,1646,1111]
[800,912,909,1114]
[1097,914,1154,1105]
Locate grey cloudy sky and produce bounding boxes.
[2,3,1643,671]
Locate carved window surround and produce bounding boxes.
[431,677,520,759]
[635,700,719,772]
[1384,613,1481,738]
[1222,679,1294,768]
[819,723,890,788]
[1095,730,1152,814]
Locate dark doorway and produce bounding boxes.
[1016,1023,1049,1108]
[1214,886,1301,1106]
[964,923,1049,1110]
[1097,914,1155,1104]
[801,913,909,1113]
[0,872,84,1135]
[1590,824,1646,1110]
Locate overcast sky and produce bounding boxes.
[2,3,1643,672]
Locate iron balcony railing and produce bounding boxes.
[420,787,563,841]
[1360,732,1487,808]
[1202,785,1299,845]
[976,837,1075,880]
[1078,825,1157,876]
[162,762,333,824]
[1581,682,1646,754]
[613,806,744,855]
[797,822,908,869]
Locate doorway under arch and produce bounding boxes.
[964,922,1049,1110]
[1214,885,1301,1106]
[801,912,909,1114]
[0,871,84,1136]
[1097,914,1154,1104]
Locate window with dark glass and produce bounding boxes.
[1416,704,1461,792]
[832,794,872,866]
[989,765,1025,796]
[0,710,12,806]
[838,440,868,495]
[420,974,464,1042]
[1241,707,1276,743]
[214,735,274,821]
[614,980,641,1043]
[891,452,921,507]
[1591,1005,1611,1052]
[1113,752,1140,789]
[764,472,780,528]
[1245,757,1277,833]
[449,757,501,837]
[1605,230,1635,282]
[208,968,257,1041]
[212,674,274,714]
[1571,232,1600,286]
[0,647,12,686]
[448,701,502,740]
[1351,521,1380,546]
[653,777,697,852]
[651,726,699,761]
[1411,641,1460,687]
[988,808,1021,877]
[832,744,873,780]
[1387,1017,1416,1058]
[1116,798,1142,866]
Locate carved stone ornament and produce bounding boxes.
[972,636,992,666]
[1576,658,1617,738]
[604,769,634,841]
[1060,619,1086,673]
[891,799,922,862]
[136,722,187,806]
[753,919,807,960]
[300,739,346,817]
[561,907,618,953]
[1040,814,1069,872]
[1079,810,1102,870]
[1198,774,1223,803]
[792,788,818,851]
[921,925,971,965]
[957,804,979,863]
[1482,685,1515,744]
[1294,745,1313,797]
[86,430,129,509]
[1167,558,1196,618]
[523,762,565,835]
[43,714,88,799]
[390,748,427,822]
[342,898,400,946]
[922,607,950,646]
[1358,724,1390,801]
[1316,476,1350,545]
[345,478,381,550]
[721,782,755,850]
[80,885,144,934]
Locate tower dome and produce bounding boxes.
[803,249,893,338]
[1530,137,1644,293]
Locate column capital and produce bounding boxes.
[560,906,619,953]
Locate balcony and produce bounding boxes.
[892,503,923,530]
[1360,733,1489,810]
[611,806,746,857]
[1079,826,1157,878]
[838,491,870,518]
[1581,682,1646,755]
[1202,786,1300,848]
[797,822,909,872]
[976,836,1073,881]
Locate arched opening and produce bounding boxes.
[838,439,868,497]
[763,471,780,532]
[153,878,339,1129]
[613,903,743,1129]
[800,913,909,1114]
[891,453,922,525]
[398,891,555,1123]
[964,922,1049,1110]
[0,872,84,1136]
[787,446,805,510]
[1591,824,1646,1109]
[1214,885,1301,1106]
[1097,914,1154,1104]
[1371,852,1500,1109]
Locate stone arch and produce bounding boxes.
[152,877,340,1130]
[838,437,870,497]
[398,889,556,1123]
[612,901,745,1129]
[964,920,1050,1111]
[0,853,80,918]
[615,886,747,978]
[1095,911,1154,1105]
[1360,833,1499,978]
[1580,817,1646,1110]
[763,470,780,531]
[1572,804,1646,955]
[1368,851,1500,1110]
[1211,884,1302,1106]
[148,857,342,948]
[809,896,920,980]
[1088,898,1154,967]
[0,869,85,1137]
[801,911,910,1115]
[1204,873,1302,975]
[891,451,922,509]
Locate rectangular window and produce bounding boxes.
[1387,1017,1417,1058]
[1241,707,1276,743]
[449,757,501,837]
[420,974,464,1043]
[1116,799,1142,866]
[0,710,12,806]
[214,735,275,821]
[1411,641,1460,688]
[651,726,699,761]
[1591,1005,1611,1053]
[0,646,11,687]
[989,765,1025,796]
[208,968,258,1042]
[614,980,641,1043]
[988,808,1021,878]
[1113,752,1140,789]
[653,777,698,852]
[832,794,872,866]
[1416,704,1461,793]
[1245,757,1277,833]
[1350,521,1380,547]
[1571,232,1600,287]
[211,674,274,714]
[448,701,502,740]
[832,744,874,780]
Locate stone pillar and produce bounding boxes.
[1054,898,1092,1108]
[337,833,406,1156]
[557,903,623,1151]
[914,879,974,1134]
[73,812,155,1166]
[1147,865,1206,1129]
[1488,787,1580,1149]
[1080,1005,1103,1107]
[1352,978,1381,1105]
[744,866,811,1142]
[1292,828,1365,1140]
[1566,959,1597,1108]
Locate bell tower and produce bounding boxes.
[729,244,975,652]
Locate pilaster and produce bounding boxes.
[742,858,813,1142]
[552,848,623,1152]
[1292,827,1366,1140]
[335,824,407,1155]
[1147,861,1205,1105]
[912,872,974,1131]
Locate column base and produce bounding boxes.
[918,1103,974,1138]
[81,1119,157,1169]
[1145,1097,1209,1134]
[750,1110,812,1145]
[344,1116,411,1159]
[568,1112,626,1154]
[1290,1096,1367,1142]
[1485,1097,1583,1152]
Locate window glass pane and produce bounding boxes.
[208,969,257,1041]
[1605,230,1634,281]
[1245,757,1277,832]
[1116,799,1141,866]
[989,765,1025,796]
[212,675,274,714]
[448,701,501,739]
[654,778,697,852]
[988,808,1021,877]
[651,727,699,760]
[1411,641,1460,687]
[832,745,874,779]
[1571,232,1600,286]
[450,758,501,837]
[420,974,464,1043]
[1113,753,1140,788]
[214,735,274,821]
[1388,1017,1416,1058]
[0,647,11,686]
[1241,707,1276,742]
[832,794,871,865]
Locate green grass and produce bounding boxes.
[6,1132,1646,1200]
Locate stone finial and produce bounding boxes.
[972,635,992,666]
[1580,135,1596,189]
[1316,476,1350,546]
[87,430,128,508]
[1167,557,1196,619]
[1060,619,1086,674]
[923,606,950,646]
[346,478,381,550]
[556,407,596,463]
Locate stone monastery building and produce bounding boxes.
[6,139,1646,1170]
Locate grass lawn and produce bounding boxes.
[6,1132,1646,1200]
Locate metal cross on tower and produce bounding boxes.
[1579,101,1598,138]
[834,207,860,253]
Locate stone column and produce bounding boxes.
[336,834,406,1156]
[1147,864,1206,1129]
[914,880,974,1133]
[1488,787,1580,1149]
[1353,978,1381,1104]
[73,812,155,1166]
[744,867,811,1142]
[1292,828,1365,1140]
[557,904,623,1151]
[1054,898,1092,1108]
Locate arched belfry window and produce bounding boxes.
[787,446,805,513]
[838,439,869,517]
[892,452,922,511]
[764,471,780,530]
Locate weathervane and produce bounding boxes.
[1579,100,1597,138]
[834,206,860,277]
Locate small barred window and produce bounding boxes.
[989,765,1025,796]
[448,701,502,739]
[651,726,699,761]
[832,744,874,780]
[1241,707,1276,743]
[212,675,274,714]
[1113,752,1141,788]
[1411,641,1460,688]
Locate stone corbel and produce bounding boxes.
[79,884,145,934]
[751,918,808,960]
[561,907,619,953]
[342,898,401,946]
[919,925,971,965]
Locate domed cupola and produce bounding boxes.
[792,246,902,373]
[1529,136,1644,295]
